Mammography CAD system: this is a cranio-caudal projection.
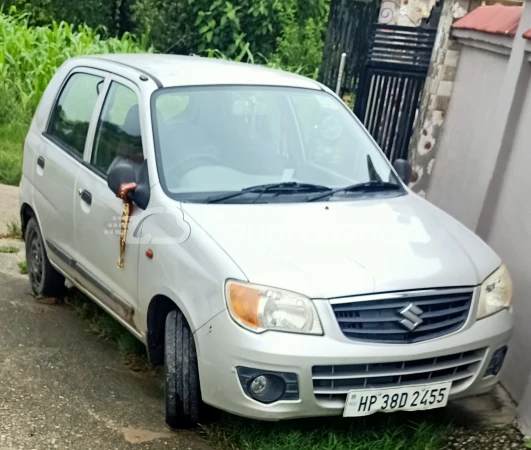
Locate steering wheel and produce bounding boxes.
[167,153,223,181]
[316,114,343,142]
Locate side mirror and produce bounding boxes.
[107,157,150,209]
[393,159,413,185]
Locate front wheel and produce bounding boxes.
[164,309,202,428]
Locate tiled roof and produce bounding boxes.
[523,28,531,39]
[452,5,522,36]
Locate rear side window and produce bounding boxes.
[91,81,143,174]
[48,73,103,157]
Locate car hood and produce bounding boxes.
[182,194,501,299]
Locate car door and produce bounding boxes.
[32,69,106,278]
[73,76,145,326]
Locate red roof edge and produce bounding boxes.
[453,4,522,37]
[523,28,531,40]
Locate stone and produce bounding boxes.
[437,80,454,97]
[442,65,457,81]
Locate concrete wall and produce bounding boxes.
[427,45,509,229]
[485,66,531,403]
[425,3,531,434]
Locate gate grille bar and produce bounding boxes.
[354,24,437,162]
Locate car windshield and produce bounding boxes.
[152,85,399,202]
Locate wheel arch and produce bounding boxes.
[20,203,36,240]
[146,294,194,366]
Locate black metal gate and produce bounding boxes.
[354,24,437,162]
[318,0,380,96]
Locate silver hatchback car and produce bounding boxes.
[20,54,512,428]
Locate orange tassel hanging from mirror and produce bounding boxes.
[117,182,137,268]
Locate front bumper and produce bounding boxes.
[194,301,512,420]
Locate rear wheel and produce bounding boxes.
[164,309,202,428]
[25,218,64,296]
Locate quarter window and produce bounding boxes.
[91,81,143,174]
[48,73,104,157]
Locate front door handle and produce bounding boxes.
[78,189,92,206]
[37,156,45,169]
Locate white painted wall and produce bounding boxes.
[427,44,508,230]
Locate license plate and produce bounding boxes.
[343,381,451,417]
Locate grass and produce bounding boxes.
[0,218,23,239]
[526,438,531,449]
[5,218,23,239]
[0,11,151,186]
[0,122,27,186]
[0,245,19,253]
[18,260,27,274]
[202,412,451,450]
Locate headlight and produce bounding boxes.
[225,280,323,335]
[477,264,513,319]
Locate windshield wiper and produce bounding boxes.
[306,180,401,202]
[205,182,331,204]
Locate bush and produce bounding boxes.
[269,0,328,79]
[131,0,283,56]
[131,0,329,66]
[1,0,330,78]
[1,0,123,35]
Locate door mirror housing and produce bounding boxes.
[392,159,413,185]
[107,157,150,209]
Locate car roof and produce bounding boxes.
[87,54,322,90]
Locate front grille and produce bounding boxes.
[313,348,485,402]
[331,288,474,343]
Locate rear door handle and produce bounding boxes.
[37,156,45,169]
[78,189,92,206]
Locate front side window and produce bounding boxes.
[48,73,103,156]
[152,86,398,202]
[91,81,143,175]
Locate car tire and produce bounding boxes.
[25,217,65,297]
[164,309,202,429]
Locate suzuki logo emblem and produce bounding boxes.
[399,303,423,331]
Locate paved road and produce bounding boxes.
[0,265,212,450]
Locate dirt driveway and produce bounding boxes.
[0,264,211,449]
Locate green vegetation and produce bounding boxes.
[202,413,451,450]
[526,438,531,449]
[0,11,150,122]
[0,123,25,186]
[132,0,328,77]
[3,0,329,77]
[0,245,19,253]
[18,260,27,274]
[2,218,23,239]
[2,0,128,35]
[0,11,150,185]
